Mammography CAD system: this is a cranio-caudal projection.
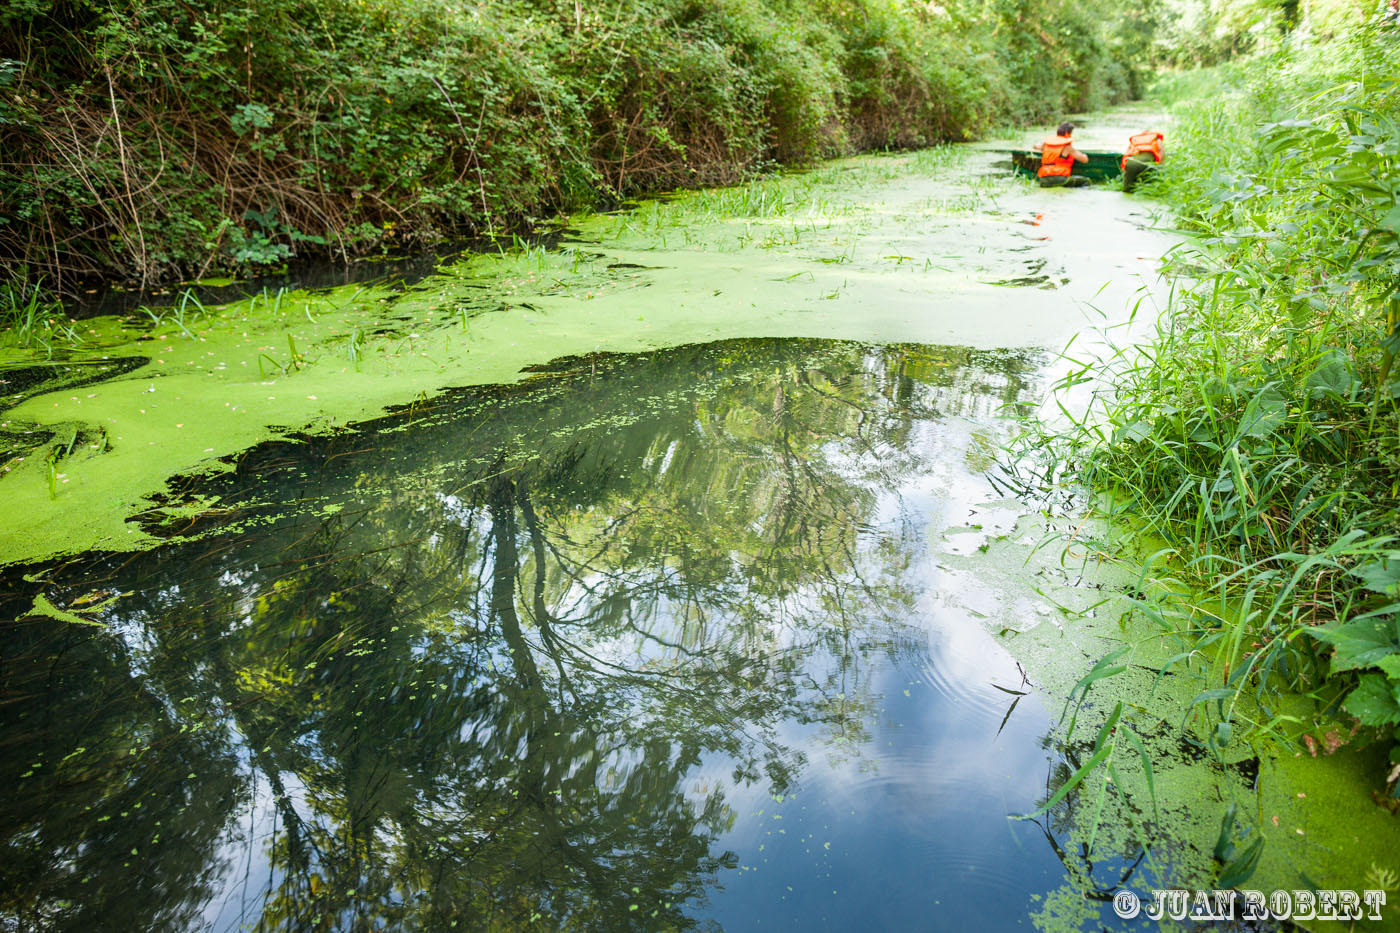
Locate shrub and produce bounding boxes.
[0,0,1161,294]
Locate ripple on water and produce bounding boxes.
[902,613,1033,725]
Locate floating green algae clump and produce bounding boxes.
[983,526,1400,931]
[0,141,1173,568]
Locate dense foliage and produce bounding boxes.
[0,0,1157,295]
[1152,0,1368,67]
[1068,21,1400,794]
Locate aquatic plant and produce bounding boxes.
[1038,23,1400,809]
[346,327,366,371]
[136,288,210,338]
[256,353,288,379]
[0,277,79,354]
[45,448,58,499]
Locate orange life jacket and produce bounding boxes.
[1121,130,1164,170]
[1038,135,1075,178]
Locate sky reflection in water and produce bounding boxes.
[0,338,1106,931]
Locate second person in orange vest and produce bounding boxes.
[1121,130,1165,193]
[1033,122,1090,188]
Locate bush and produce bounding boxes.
[0,0,1161,294]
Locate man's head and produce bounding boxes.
[1057,121,1075,137]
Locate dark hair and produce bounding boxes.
[1057,121,1075,136]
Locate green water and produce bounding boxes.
[4,338,1092,929]
[0,123,1171,567]
[9,110,1396,932]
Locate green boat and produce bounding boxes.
[1010,148,1123,182]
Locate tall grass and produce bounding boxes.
[0,277,78,354]
[1046,23,1400,811]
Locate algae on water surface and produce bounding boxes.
[0,136,1170,568]
[2,338,1078,929]
[13,105,1396,931]
[7,334,1396,931]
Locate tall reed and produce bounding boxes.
[1044,26,1400,807]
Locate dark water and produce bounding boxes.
[1,339,1140,931]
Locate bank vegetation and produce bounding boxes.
[2,0,1162,304]
[1058,11,1400,803]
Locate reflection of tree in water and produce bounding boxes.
[0,339,1041,930]
[0,620,241,932]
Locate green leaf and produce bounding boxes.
[1113,420,1152,443]
[1343,674,1400,727]
[1214,802,1239,861]
[1378,204,1400,234]
[1185,687,1237,720]
[1310,619,1400,671]
[1259,118,1315,133]
[1061,647,1130,740]
[1013,740,1114,821]
[1350,554,1400,597]
[1237,385,1286,439]
[1119,726,1159,822]
[1214,721,1233,746]
[1219,834,1266,888]
[1305,349,1362,401]
[1093,701,1125,752]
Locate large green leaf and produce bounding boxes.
[1343,673,1400,727]
[1310,619,1400,672]
[1351,554,1400,597]
[1112,420,1152,444]
[1236,385,1286,439]
[1304,348,1362,402]
[1378,204,1400,234]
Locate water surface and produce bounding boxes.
[2,339,1141,930]
[2,112,1195,931]
[1,118,1173,566]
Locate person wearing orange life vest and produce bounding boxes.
[1032,121,1090,188]
[1121,129,1165,193]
